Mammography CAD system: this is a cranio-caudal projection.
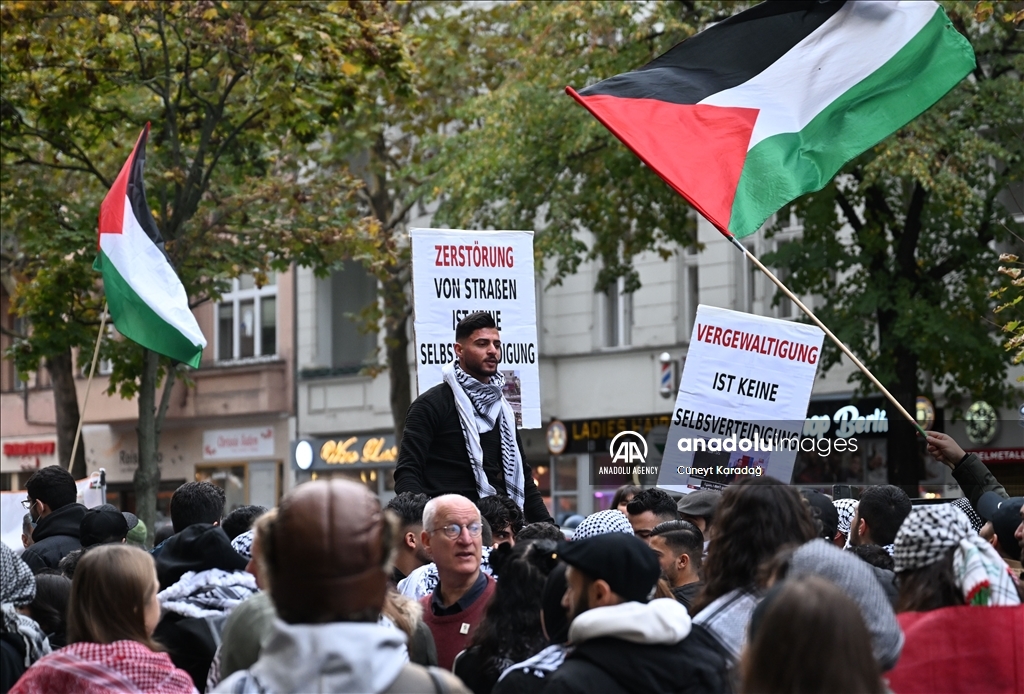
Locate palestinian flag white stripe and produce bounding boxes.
[94,126,206,367]
[700,1,939,152]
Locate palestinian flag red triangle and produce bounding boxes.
[566,90,757,233]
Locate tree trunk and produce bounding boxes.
[134,349,161,546]
[386,279,412,446]
[886,345,922,496]
[46,348,87,478]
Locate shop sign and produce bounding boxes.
[804,398,892,439]
[966,448,1024,465]
[203,427,275,460]
[291,434,398,471]
[560,414,672,454]
[3,441,55,457]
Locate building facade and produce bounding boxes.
[1,270,296,521]
[290,214,1023,518]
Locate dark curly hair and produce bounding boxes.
[477,495,525,540]
[692,478,817,613]
[626,488,678,521]
[460,540,559,685]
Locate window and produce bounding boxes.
[330,260,378,370]
[774,240,794,319]
[217,273,277,362]
[81,324,115,377]
[680,251,700,340]
[604,277,632,347]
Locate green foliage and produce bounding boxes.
[425,1,741,293]
[760,1,1024,413]
[1,0,411,394]
[993,253,1024,380]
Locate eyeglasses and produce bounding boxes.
[431,522,483,540]
[21,498,36,510]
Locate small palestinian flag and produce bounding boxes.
[567,1,975,238]
[93,125,206,367]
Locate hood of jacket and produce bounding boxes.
[567,622,730,694]
[569,598,691,646]
[242,619,408,693]
[155,523,247,590]
[31,503,86,544]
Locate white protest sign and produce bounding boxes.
[411,228,541,429]
[657,305,824,491]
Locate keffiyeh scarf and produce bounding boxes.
[396,547,493,600]
[158,569,259,619]
[443,360,525,509]
[1,543,51,668]
[571,510,635,541]
[10,640,196,694]
[893,504,1020,607]
[230,530,254,561]
[833,498,857,539]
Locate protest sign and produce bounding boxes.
[411,228,541,429]
[657,305,824,491]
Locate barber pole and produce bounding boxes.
[659,352,674,398]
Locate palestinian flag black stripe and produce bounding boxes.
[567,1,975,238]
[581,0,845,107]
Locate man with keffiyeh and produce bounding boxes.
[396,312,553,524]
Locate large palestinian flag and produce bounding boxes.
[93,125,206,367]
[567,1,975,238]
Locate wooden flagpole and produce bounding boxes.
[67,303,108,471]
[727,236,926,438]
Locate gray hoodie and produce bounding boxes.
[213,619,408,693]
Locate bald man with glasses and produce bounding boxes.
[419,494,498,670]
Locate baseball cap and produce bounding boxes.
[676,490,721,522]
[557,532,660,603]
[801,490,840,540]
[978,492,1024,558]
[80,507,129,547]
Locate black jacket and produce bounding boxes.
[20,503,85,573]
[154,523,247,590]
[395,383,552,523]
[544,625,731,694]
[952,453,1008,510]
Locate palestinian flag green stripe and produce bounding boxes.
[94,250,203,368]
[728,7,973,238]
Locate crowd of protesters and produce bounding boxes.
[2,427,1023,693]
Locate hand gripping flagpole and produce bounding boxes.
[67,303,108,472]
[727,235,926,438]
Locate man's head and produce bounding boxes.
[801,490,840,541]
[221,505,267,541]
[1016,502,1024,559]
[454,311,500,382]
[261,480,392,624]
[851,486,911,547]
[24,465,78,521]
[477,494,525,547]
[559,533,660,622]
[978,493,1024,562]
[421,494,483,582]
[80,507,129,547]
[169,481,226,534]
[385,492,431,568]
[625,488,678,543]
[649,520,704,587]
[675,490,720,535]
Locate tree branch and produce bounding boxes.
[155,363,178,435]
[834,189,864,233]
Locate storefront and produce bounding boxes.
[0,435,58,491]
[545,413,673,522]
[84,419,288,519]
[291,432,399,498]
